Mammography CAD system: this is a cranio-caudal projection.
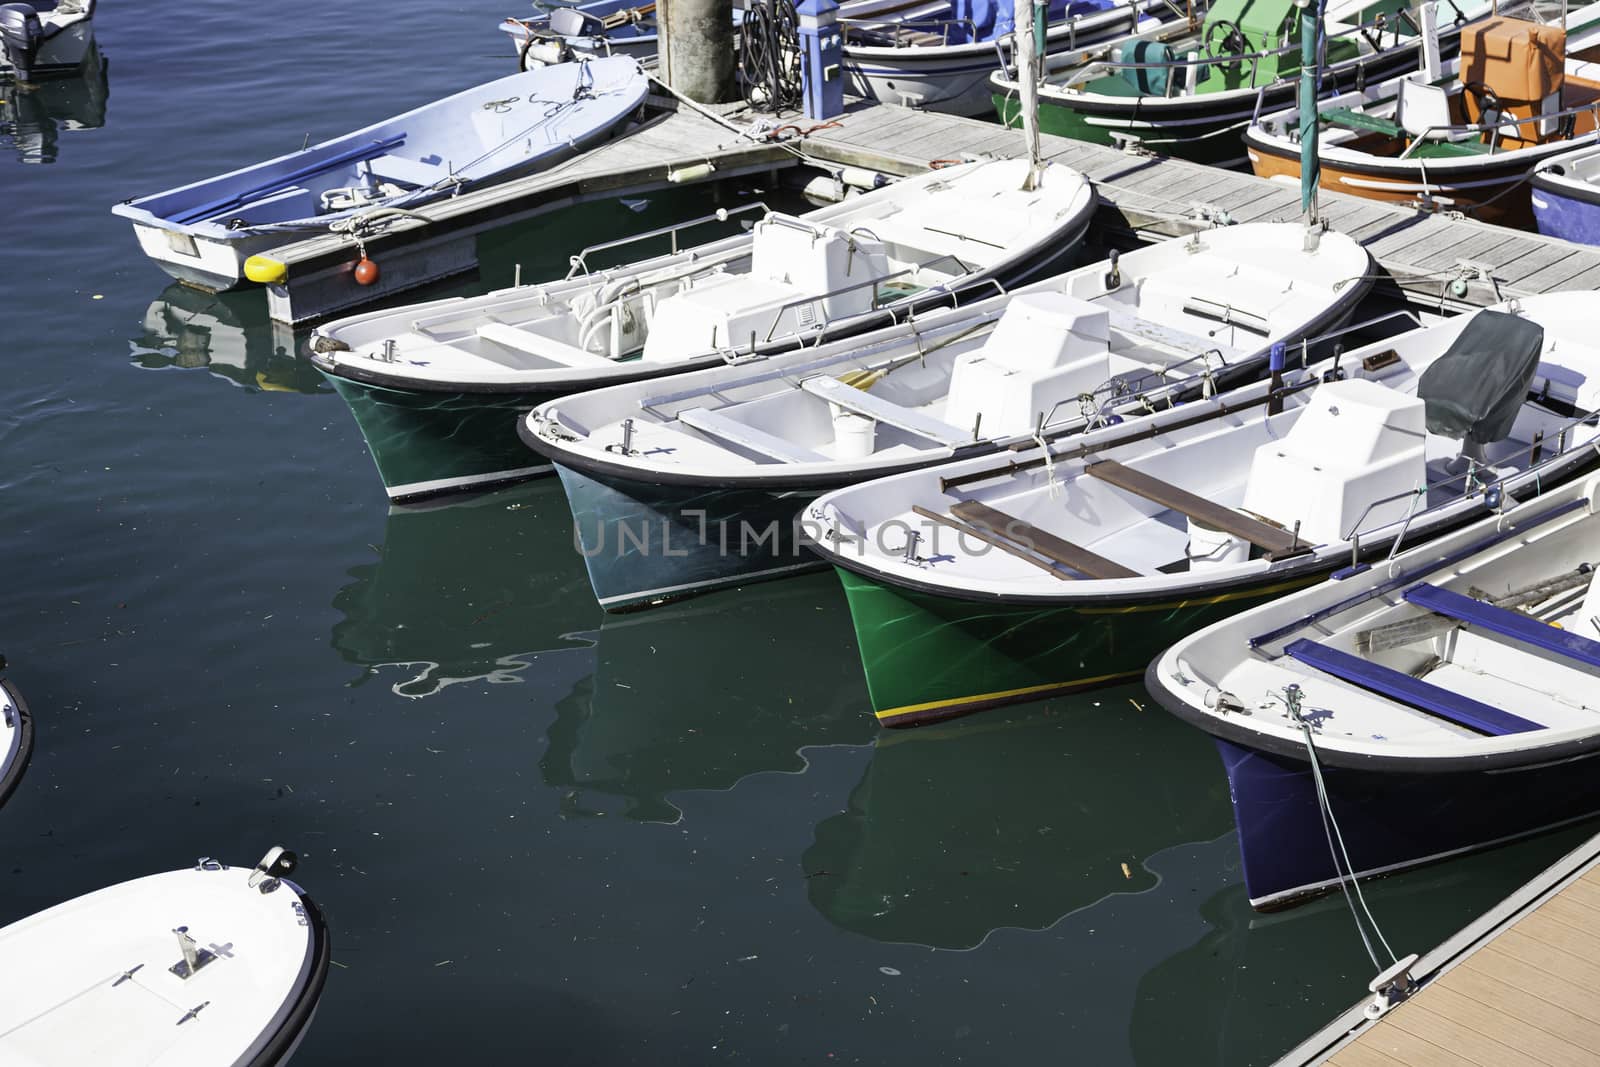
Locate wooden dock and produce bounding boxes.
[1276,830,1600,1066]
[262,89,1600,324]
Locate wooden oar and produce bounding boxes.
[600,3,655,29]
[169,134,407,226]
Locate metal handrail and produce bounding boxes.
[1060,6,1444,90]
[1392,100,1600,160]
[840,16,978,48]
[1034,308,1423,438]
[1341,407,1600,542]
[759,251,977,343]
[565,202,770,278]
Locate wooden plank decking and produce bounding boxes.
[263,90,1600,323]
[1278,830,1600,1066]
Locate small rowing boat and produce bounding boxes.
[522,222,1370,611]
[310,157,1096,503]
[807,291,1600,728]
[1149,470,1600,909]
[0,848,330,1065]
[111,56,647,291]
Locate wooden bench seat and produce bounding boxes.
[1085,458,1309,560]
[1285,638,1544,736]
[1404,583,1600,669]
[801,375,969,446]
[676,407,829,463]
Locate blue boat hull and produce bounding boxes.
[556,466,829,611]
[1217,738,1600,909]
[1531,181,1600,246]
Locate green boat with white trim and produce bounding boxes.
[990,0,1509,166]
[808,291,1600,727]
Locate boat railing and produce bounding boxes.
[1341,404,1600,543]
[1395,100,1600,159]
[840,16,980,48]
[565,202,770,278]
[1063,9,1422,93]
[992,0,1210,79]
[1044,308,1422,434]
[753,252,982,346]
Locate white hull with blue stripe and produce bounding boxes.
[111,57,647,291]
[1150,464,1600,909]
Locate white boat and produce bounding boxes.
[841,0,1173,115]
[0,0,95,82]
[308,156,1097,502]
[0,847,330,1065]
[110,57,648,291]
[520,222,1372,610]
[805,292,1600,727]
[1149,469,1600,908]
[0,674,32,809]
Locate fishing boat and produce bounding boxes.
[522,222,1371,611]
[807,291,1600,728]
[991,0,1512,167]
[0,0,95,82]
[0,847,330,1064]
[1530,140,1600,242]
[309,157,1096,503]
[0,672,32,809]
[2,41,107,164]
[111,56,648,291]
[499,0,1177,115]
[1148,469,1600,909]
[1247,7,1600,225]
[841,0,1176,115]
[500,0,676,67]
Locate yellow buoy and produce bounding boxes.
[243,255,288,286]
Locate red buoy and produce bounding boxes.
[354,258,380,286]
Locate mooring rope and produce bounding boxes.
[1282,683,1399,971]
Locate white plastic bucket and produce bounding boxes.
[1186,519,1250,569]
[832,409,877,459]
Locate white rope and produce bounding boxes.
[1282,685,1399,970]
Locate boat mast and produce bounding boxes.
[1016,0,1045,189]
[1297,0,1325,230]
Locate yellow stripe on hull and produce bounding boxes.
[876,670,1143,728]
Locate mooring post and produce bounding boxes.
[659,0,737,103]
[797,0,844,119]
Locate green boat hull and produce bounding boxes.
[992,93,1250,167]
[323,372,555,502]
[836,566,1317,727]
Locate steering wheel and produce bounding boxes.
[1462,79,1507,140]
[1203,19,1253,80]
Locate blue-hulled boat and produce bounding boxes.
[0,671,33,810]
[1531,142,1600,244]
[1148,296,1600,907]
[111,56,647,291]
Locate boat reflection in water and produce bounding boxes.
[542,575,878,823]
[1,49,107,165]
[803,693,1233,950]
[331,480,597,699]
[131,282,326,394]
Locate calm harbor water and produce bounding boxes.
[3,3,1595,1063]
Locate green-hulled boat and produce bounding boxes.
[807,292,1600,727]
[990,0,1505,166]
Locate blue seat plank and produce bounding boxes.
[1404,582,1600,669]
[1283,639,1544,736]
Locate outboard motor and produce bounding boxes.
[0,3,43,84]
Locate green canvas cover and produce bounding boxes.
[1417,310,1544,443]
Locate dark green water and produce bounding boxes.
[4,4,1595,1063]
